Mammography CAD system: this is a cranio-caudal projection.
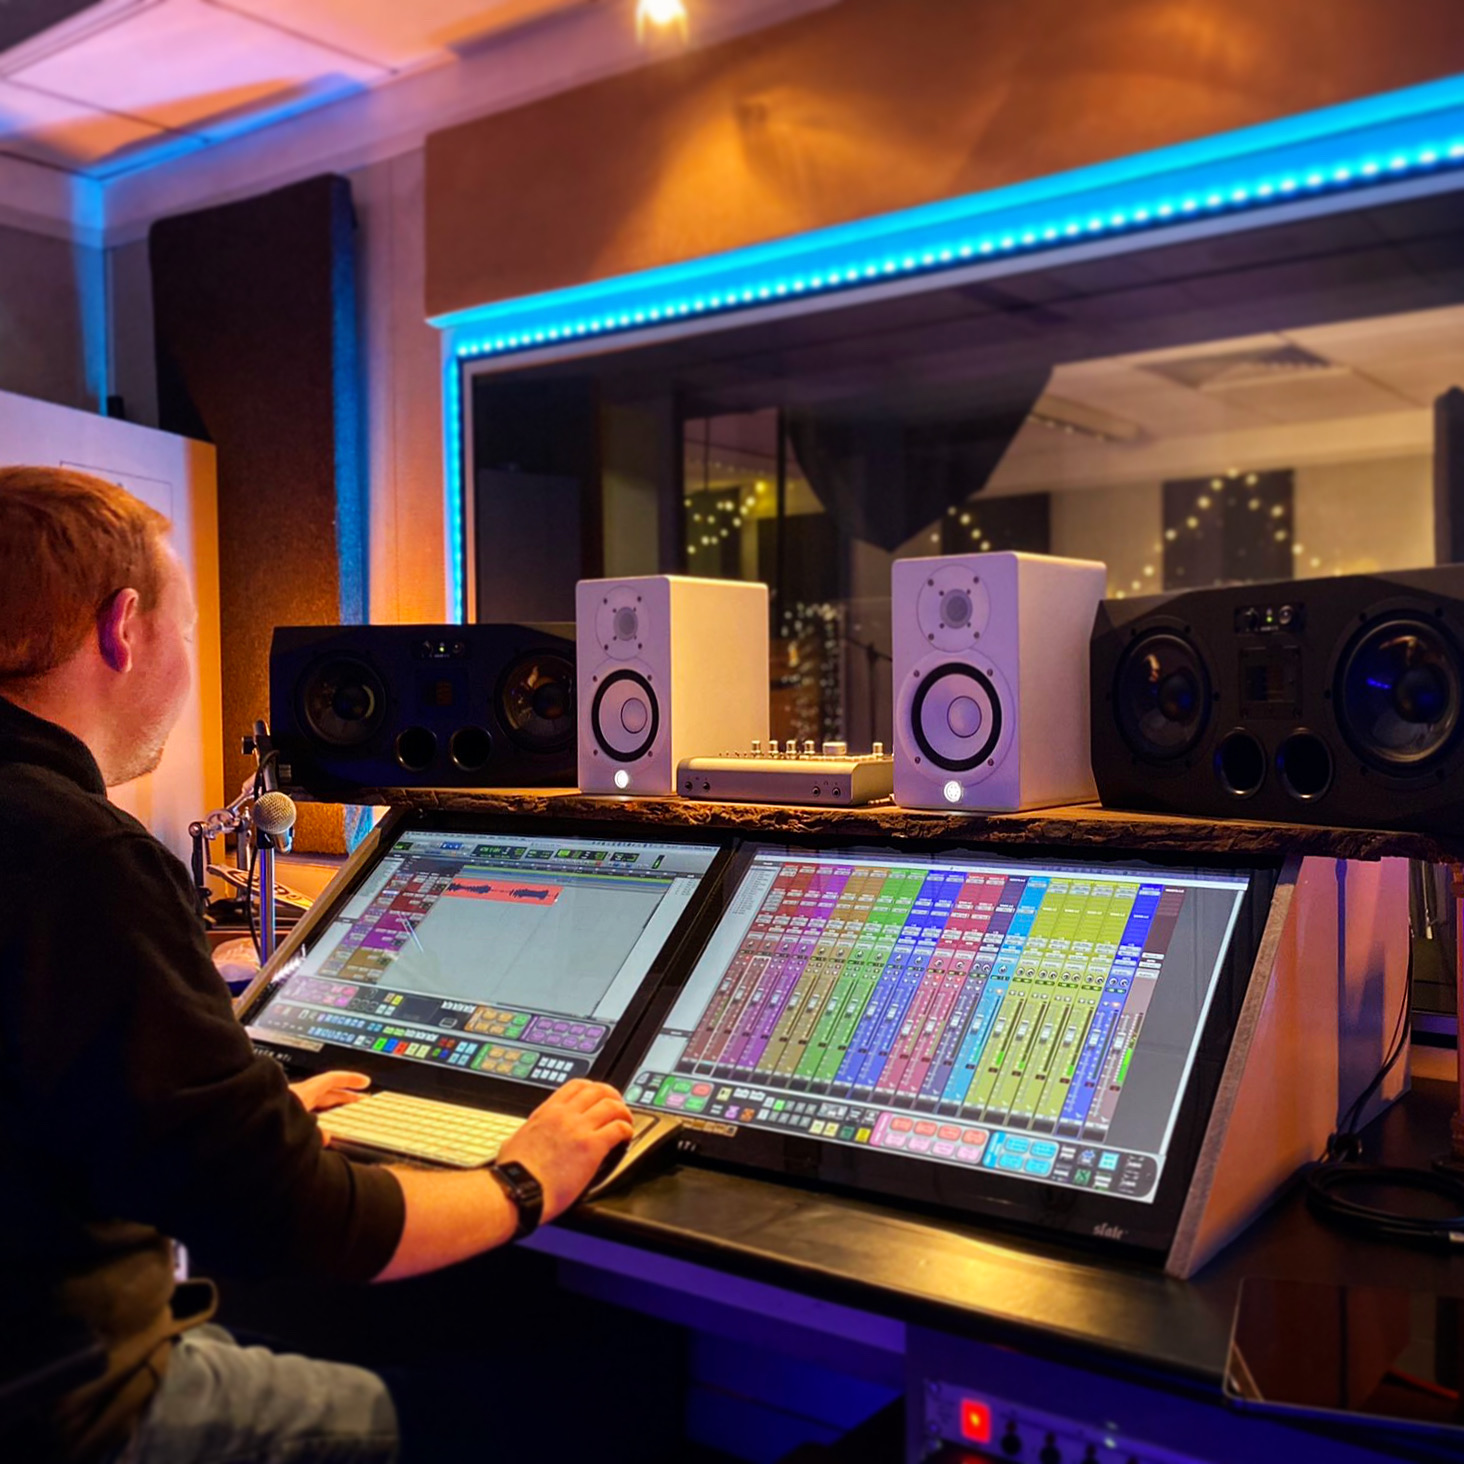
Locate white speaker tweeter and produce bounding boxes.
[577,575,770,795]
[892,552,1106,811]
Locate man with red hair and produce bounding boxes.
[0,466,633,1463]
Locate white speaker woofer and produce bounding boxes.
[915,563,991,652]
[901,658,1013,778]
[595,587,647,661]
[590,667,660,761]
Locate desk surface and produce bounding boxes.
[329,788,1464,864]
[563,1078,1464,1386]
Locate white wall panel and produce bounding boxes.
[0,389,222,861]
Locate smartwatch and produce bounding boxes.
[486,1160,544,1239]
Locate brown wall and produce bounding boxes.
[427,0,1464,318]
[0,222,100,412]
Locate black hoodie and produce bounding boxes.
[0,697,405,1461]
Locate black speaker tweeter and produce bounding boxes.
[1090,568,1464,835]
[270,624,576,795]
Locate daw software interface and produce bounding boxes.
[249,829,721,1089]
[629,847,1250,1203]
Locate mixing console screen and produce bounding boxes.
[630,848,1248,1203]
[250,830,720,1088]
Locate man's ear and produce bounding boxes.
[97,588,141,674]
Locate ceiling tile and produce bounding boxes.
[0,77,167,171]
[208,0,588,71]
[7,0,386,141]
[0,0,154,77]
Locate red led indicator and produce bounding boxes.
[960,1398,992,1443]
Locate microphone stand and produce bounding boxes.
[256,826,280,962]
[188,721,298,964]
[241,720,296,964]
[188,788,253,917]
[843,633,892,750]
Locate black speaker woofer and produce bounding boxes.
[499,651,575,753]
[299,655,387,748]
[273,623,576,793]
[450,726,493,772]
[1091,570,1464,835]
[1337,616,1463,771]
[1115,630,1210,762]
[1277,730,1333,801]
[1215,729,1266,797]
[394,726,436,773]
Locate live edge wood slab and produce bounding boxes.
[320,789,1464,864]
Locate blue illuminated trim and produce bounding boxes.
[436,73,1464,359]
[438,72,1464,619]
[443,350,466,622]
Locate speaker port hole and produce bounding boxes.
[450,726,493,772]
[394,726,436,773]
[1277,731,1333,801]
[1215,730,1266,798]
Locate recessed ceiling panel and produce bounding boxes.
[0,77,167,170]
[209,0,588,71]
[7,0,385,140]
[1211,373,1421,424]
[0,0,112,55]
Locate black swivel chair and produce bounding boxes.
[0,1320,107,1436]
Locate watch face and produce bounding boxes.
[493,1161,544,1236]
[499,1161,541,1197]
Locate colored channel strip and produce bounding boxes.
[626,1071,1156,1199]
[676,863,1183,1136]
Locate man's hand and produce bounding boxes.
[291,1070,371,1114]
[497,1079,634,1223]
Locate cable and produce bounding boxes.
[1305,1163,1464,1248]
[252,748,280,799]
[245,838,262,964]
[1330,928,1415,1156]
[1305,916,1464,1247]
[244,744,284,966]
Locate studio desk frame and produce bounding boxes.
[300,792,1464,1461]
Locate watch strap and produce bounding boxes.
[487,1159,543,1239]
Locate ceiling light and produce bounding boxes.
[637,0,688,42]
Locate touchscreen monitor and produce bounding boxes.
[248,827,722,1090]
[628,846,1252,1207]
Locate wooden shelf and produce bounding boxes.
[310,788,1464,863]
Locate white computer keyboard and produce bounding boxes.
[317,1089,525,1167]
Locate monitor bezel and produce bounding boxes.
[608,834,1282,1258]
[239,807,738,1116]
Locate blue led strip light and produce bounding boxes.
[439,71,1464,620]
[444,348,466,621]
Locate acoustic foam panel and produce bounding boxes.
[151,173,365,852]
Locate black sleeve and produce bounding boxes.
[8,830,405,1280]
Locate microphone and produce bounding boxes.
[252,790,297,843]
[251,789,296,964]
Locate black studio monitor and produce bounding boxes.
[270,624,577,796]
[1090,568,1464,835]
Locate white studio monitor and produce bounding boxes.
[892,551,1107,812]
[577,575,770,795]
